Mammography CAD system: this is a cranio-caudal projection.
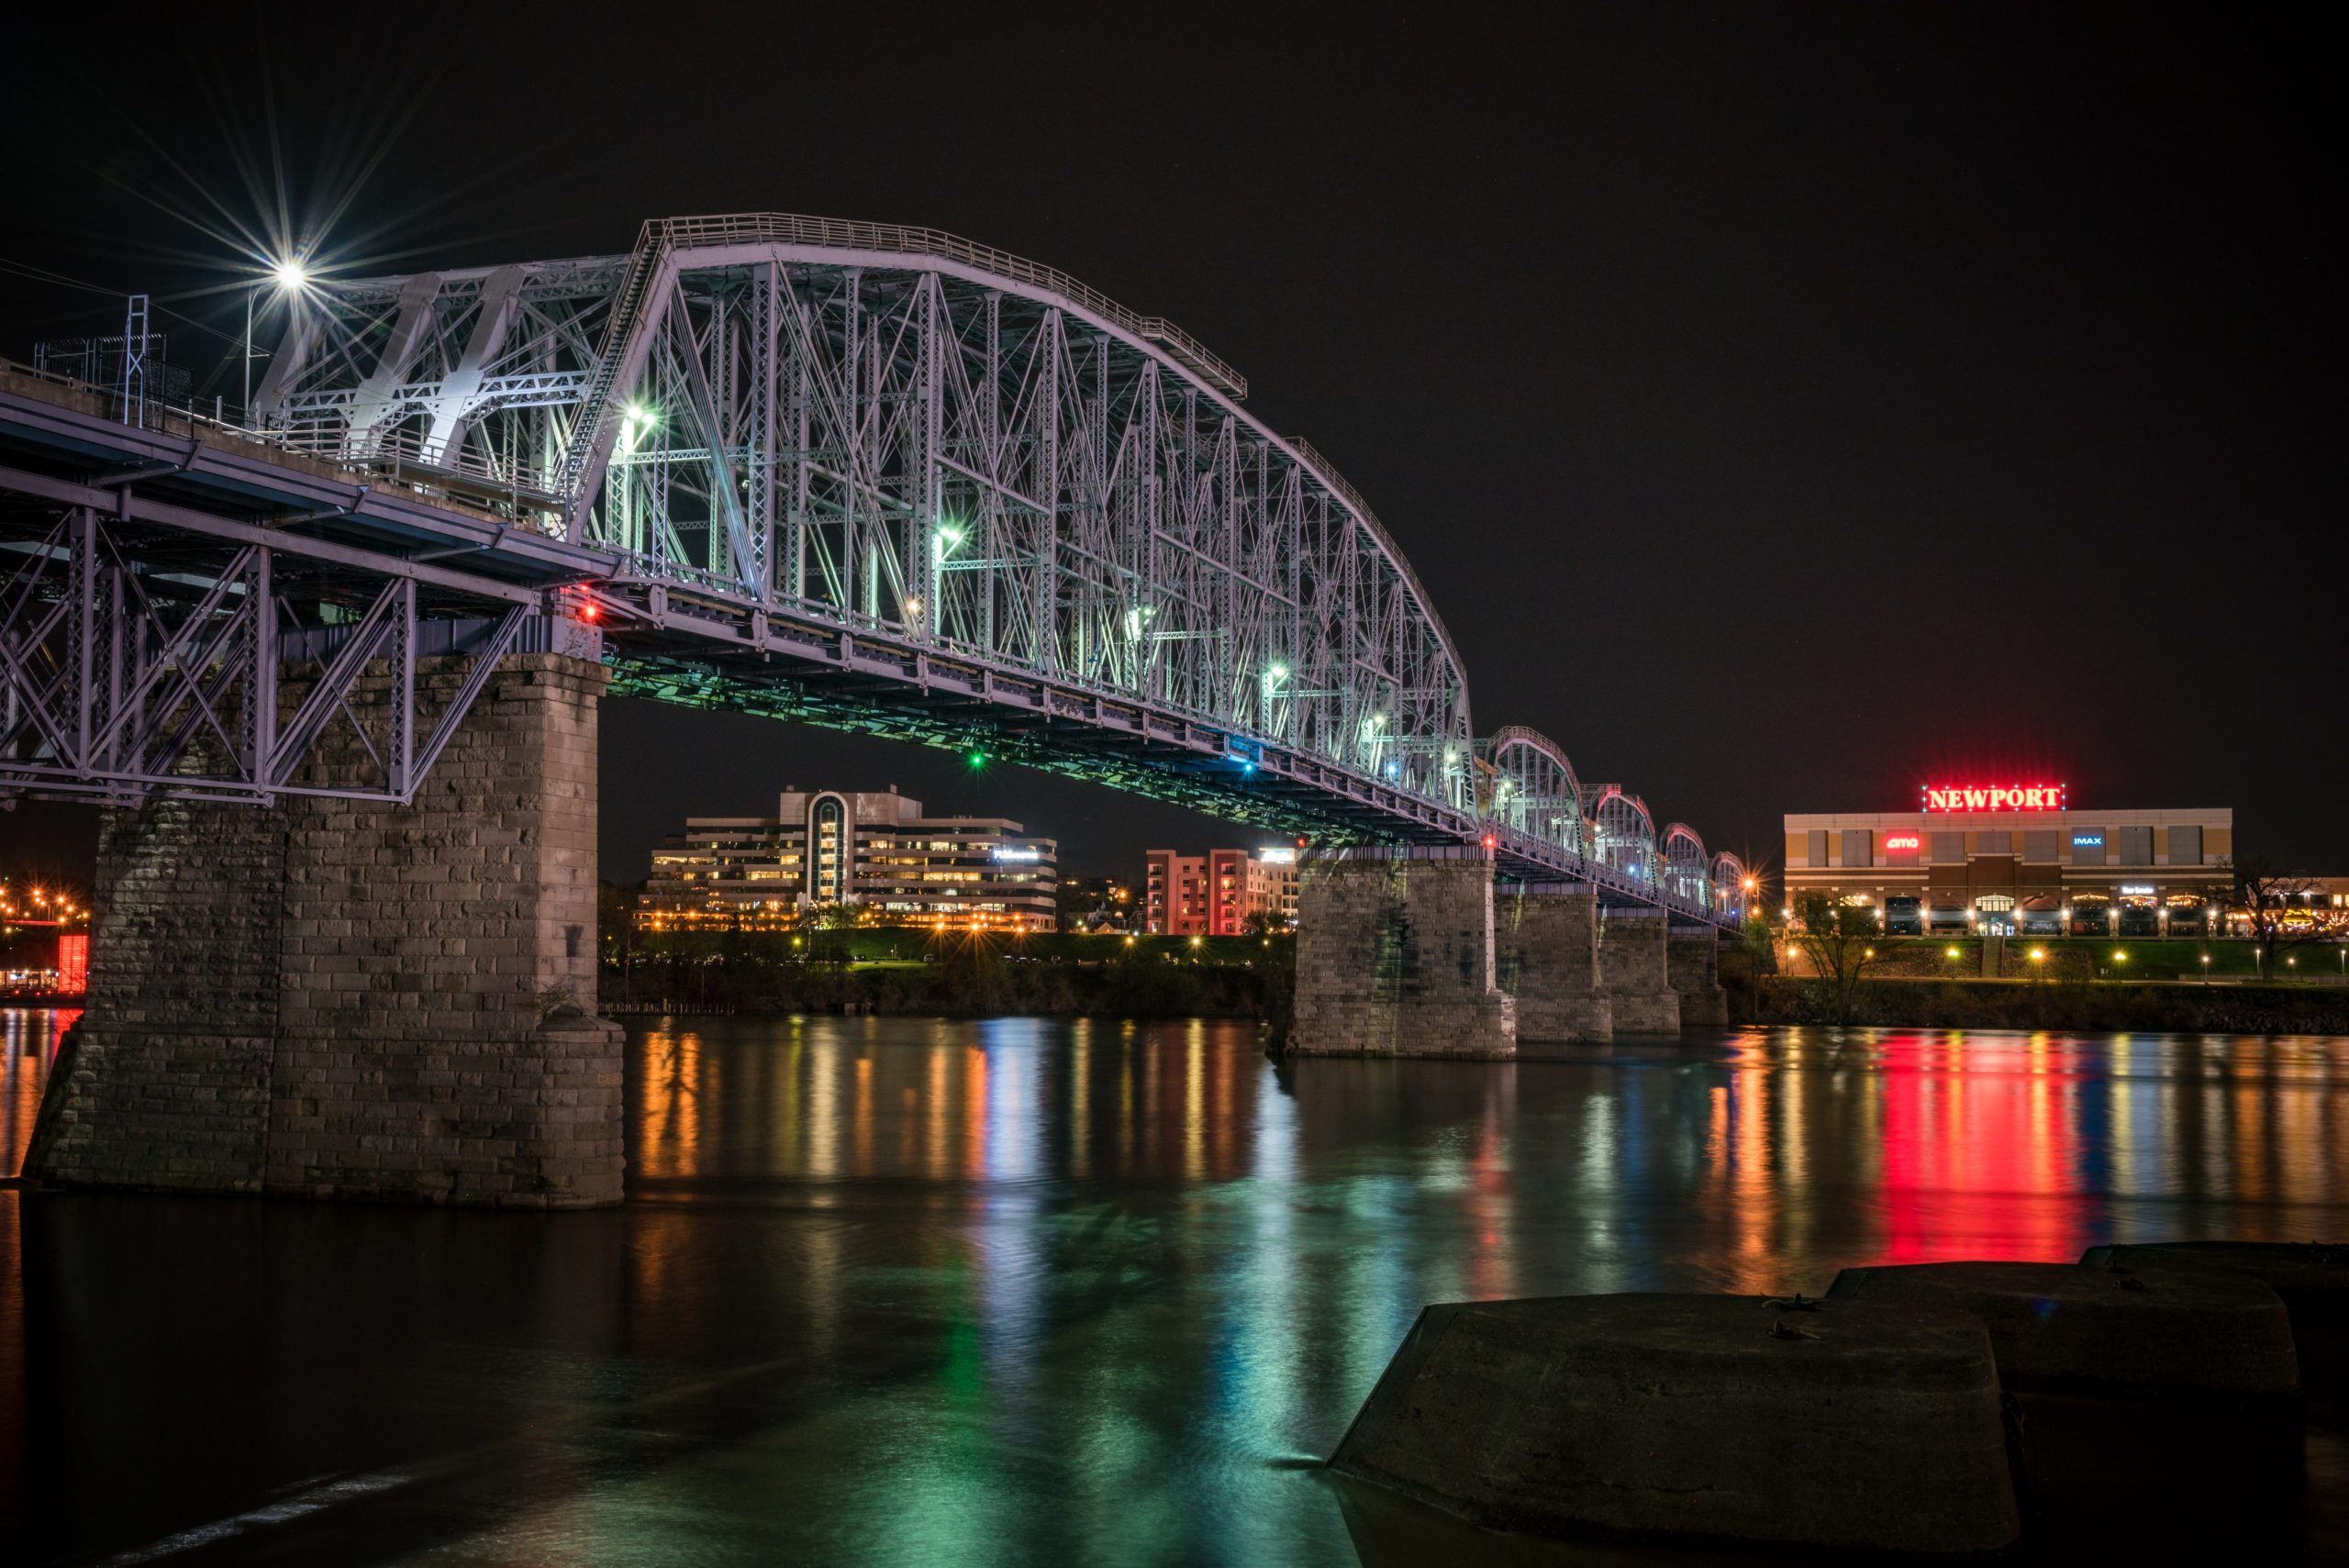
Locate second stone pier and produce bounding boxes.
[1667,925,1730,1027]
[1598,906,1680,1033]
[1497,883,1612,1042]
[1292,847,1515,1057]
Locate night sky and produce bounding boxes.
[3,6,2336,888]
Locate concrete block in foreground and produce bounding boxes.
[2082,1240,2348,1394]
[1827,1261,2298,1401]
[1330,1293,2020,1555]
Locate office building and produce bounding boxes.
[640,787,1057,931]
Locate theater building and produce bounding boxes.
[1784,784,2232,936]
[640,787,1057,931]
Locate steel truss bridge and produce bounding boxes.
[0,215,1747,926]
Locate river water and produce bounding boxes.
[6,1011,2349,1563]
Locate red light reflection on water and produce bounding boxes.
[1874,1030,2090,1263]
[4,1008,80,1177]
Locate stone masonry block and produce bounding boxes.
[27,652,624,1208]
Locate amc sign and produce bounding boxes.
[1883,834,1922,853]
[1921,784,2065,812]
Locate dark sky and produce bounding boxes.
[4,5,2337,886]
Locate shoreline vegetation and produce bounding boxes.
[1728,973,2349,1034]
[600,925,2349,1035]
[601,927,1296,1023]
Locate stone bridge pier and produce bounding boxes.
[1598,907,1681,1034]
[25,651,624,1208]
[1668,925,1731,1028]
[1497,884,1613,1043]
[1290,848,1515,1058]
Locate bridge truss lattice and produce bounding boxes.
[2,214,1740,923]
[259,215,1471,827]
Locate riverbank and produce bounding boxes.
[1739,975,2349,1033]
[602,954,1286,1019]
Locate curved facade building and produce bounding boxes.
[641,787,1057,931]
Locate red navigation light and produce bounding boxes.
[1481,833,1497,851]
[1920,783,2065,812]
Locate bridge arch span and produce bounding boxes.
[1661,822,1709,907]
[1476,725,1586,858]
[1590,784,1657,887]
[256,214,1473,839]
[1710,851,1751,919]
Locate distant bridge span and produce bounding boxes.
[0,215,1747,925]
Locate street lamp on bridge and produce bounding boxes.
[244,255,312,426]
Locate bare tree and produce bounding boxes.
[2231,859,2332,978]
[1792,891,1879,1024]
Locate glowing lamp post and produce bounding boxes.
[245,256,312,426]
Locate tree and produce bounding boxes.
[2231,859,2331,978]
[1791,891,1879,1025]
[596,880,644,1002]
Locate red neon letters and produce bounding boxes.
[1920,784,2065,812]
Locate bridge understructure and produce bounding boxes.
[1288,849,1726,1056]
[2,214,1753,1202]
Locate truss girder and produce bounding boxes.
[1710,851,1750,919]
[1591,784,1658,888]
[1660,822,1709,907]
[261,215,1474,822]
[209,213,1745,925]
[1477,724,1585,859]
[0,506,525,806]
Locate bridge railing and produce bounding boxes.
[651,213,1248,398]
[1488,821,1729,925]
[0,359,553,529]
[0,356,254,446]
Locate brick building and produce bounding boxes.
[1143,846,1299,935]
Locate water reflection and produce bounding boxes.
[6,1018,2349,1565]
[2,1009,74,1179]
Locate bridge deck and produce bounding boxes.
[0,365,1733,927]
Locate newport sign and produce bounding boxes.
[1920,784,2067,812]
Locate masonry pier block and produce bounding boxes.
[1597,907,1678,1034]
[26,653,624,1208]
[1666,926,1729,1028]
[1831,1261,2302,1549]
[1291,848,1515,1058]
[1496,884,1611,1042]
[2083,1240,2349,1395]
[1332,1293,2021,1554]
[1827,1260,2299,1400]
